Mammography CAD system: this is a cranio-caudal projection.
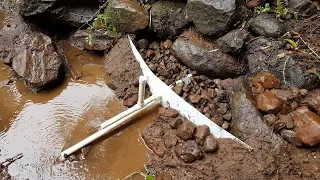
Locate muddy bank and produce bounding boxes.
[0,43,156,179]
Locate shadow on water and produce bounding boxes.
[0,41,156,179]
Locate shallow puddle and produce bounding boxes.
[0,43,155,179]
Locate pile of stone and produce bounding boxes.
[142,108,218,164]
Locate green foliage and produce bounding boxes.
[276,0,289,18]
[124,172,156,180]
[254,3,271,14]
[85,34,93,47]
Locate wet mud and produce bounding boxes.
[0,43,156,179]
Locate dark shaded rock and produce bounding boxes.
[256,91,284,114]
[186,0,242,36]
[291,106,320,146]
[169,117,182,129]
[194,125,210,145]
[203,135,218,153]
[280,129,303,147]
[158,108,179,118]
[176,121,196,140]
[217,28,248,54]
[174,140,203,163]
[289,0,317,17]
[71,30,115,51]
[263,114,277,126]
[151,1,190,39]
[163,130,179,148]
[304,89,320,114]
[231,91,285,149]
[136,39,149,49]
[58,5,99,27]
[171,29,242,79]
[18,0,56,16]
[250,13,285,38]
[0,11,62,90]
[273,120,286,133]
[67,154,79,162]
[109,0,149,33]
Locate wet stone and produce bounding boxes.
[217,103,228,115]
[174,140,203,163]
[169,117,182,129]
[176,122,196,140]
[160,40,173,50]
[67,154,79,162]
[182,84,192,93]
[203,135,218,153]
[158,108,179,118]
[304,89,320,114]
[273,120,286,133]
[137,39,149,49]
[222,121,230,130]
[280,129,303,147]
[122,94,138,108]
[279,114,294,129]
[222,112,232,121]
[257,91,283,114]
[194,125,210,145]
[252,72,281,90]
[263,114,277,126]
[211,115,224,126]
[173,85,183,96]
[188,94,201,104]
[80,144,92,159]
[163,130,179,149]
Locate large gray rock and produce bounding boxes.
[109,0,149,33]
[171,29,243,79]
[71,30,115,51]
[186,0,244,37]
[151,1,190,39]
[0,11,62,90]
[250,13,285,38]
[289,0,317,17]
[18,0,57,16]
[57,5,99,27]
[230,91,285,149]
[243,37,320,89]
[217,28,248,55]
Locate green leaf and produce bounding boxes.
[284,39,297,48]
[146,175,155,180]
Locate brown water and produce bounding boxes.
[0,43,156,179]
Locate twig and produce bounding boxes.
[292,31,320,61]
[282,57,290,85]
[0,153,23,168]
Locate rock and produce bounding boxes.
[222,112,232,121]
[136,39,149,49]
[67,154,79,162]
[263,114,277,126]
[231,91,285,149]
[80,144,92,159]
[158,108,179,118]
[71,30,115,51]
[252,72,281,90]
[174,140,203,163]
[176,121,196,140]
[59,5,99,27]
[171,29,242,79]
[163,130,179,148]
[104,37,143,98]
[280,129,303,147]
[122,94,138,107]
[186,0,239,36]
[256,91,284,114]
[217,103,228,115]
[109,0,149,33]
[173,85,183,95]
[211,115,224,126]
[291,106,320,146]
[151,1,190,39]
[188,94,201,104]
[157,172,172,180]
[217,28,248,55]
[182,84,192,93]
[0,11,62,90]
[269,89,299,102]
[160,40,173,50]
[279,114,294,129]
[289,0,317,17]
[169,117,182,129]
[194,125,210,145]
[18,0,56,16]
[273,120,286,133]
[221,121,230,130]
[142,123,167,157]
[247,0,262,8]
[250,13,285,38]
[304,89,320,114]
[203,135,218,153]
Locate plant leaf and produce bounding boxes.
[146,175,155,180]
[284,39,297,48]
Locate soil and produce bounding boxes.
[144,109,320,180]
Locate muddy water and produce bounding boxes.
[0,44,156,179]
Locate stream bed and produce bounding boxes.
[0,44,155,179]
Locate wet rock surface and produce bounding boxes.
[171,29,243,79]
[250,13,285,38]
[256,91,283,114]
[0,11,62,90]
[176,122,196,140]
[217,28,248,55]
[186,0,238,37]
[150,1,190,39]
[289,0,317,17]
[174,140,203,163]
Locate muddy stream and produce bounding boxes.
[0,44,156,179]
